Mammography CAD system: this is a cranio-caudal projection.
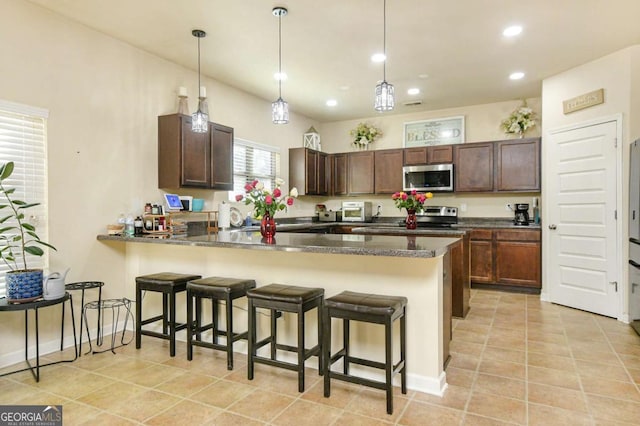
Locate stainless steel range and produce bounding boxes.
[400,206,458,227]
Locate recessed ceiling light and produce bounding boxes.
[274,72,288,81]
[371,53,386,63]
[326,99,337,107]
[418,73,429,79]
[407,88,420,95]
[509,72,525,80]
[339,85,350,91]
[503,25,523,37]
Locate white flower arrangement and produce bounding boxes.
[350,122,382,147]
[501,102,537,136]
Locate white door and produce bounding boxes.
[547,119,619,317]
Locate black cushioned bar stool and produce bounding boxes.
[323,291,407,415]
[135,272,201,356]
[247,284,324,392]
[186,277,256,370]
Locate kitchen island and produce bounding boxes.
[98,231,460,396]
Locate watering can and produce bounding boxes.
[43,268,70,300]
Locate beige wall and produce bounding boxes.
[0,0,318,362]
[541,45,640,318]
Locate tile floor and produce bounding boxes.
[1,289,640,425]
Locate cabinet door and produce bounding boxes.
[496,138,540,191]
[348,152,375,194]
[181,117,210,188]
[306,150,319,194]
[332,153,348,195]
[374,149,403,194]
[454,143,494,192]
[495,229,541,288]
[210,123,234,190]
[317,152,329,195]
[428,145,453,164]
[469,229,493,283]
[404,147,428,165]
[495,241,541,288]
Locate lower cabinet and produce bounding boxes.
[469,228,541,290]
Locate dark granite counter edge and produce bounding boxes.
[97,234,458,259]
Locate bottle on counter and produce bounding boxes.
[125,215,135,237]
[245,213,252,227]
[134,216,144,235]
[151,204,159,215]
[144,203,152,214]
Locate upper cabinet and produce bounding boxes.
[289,148,328,196]
[454,137,541,193]
[348,151,375,195]
[403,146,453,165]
[332,153,348,196]
[495,138,540,192]
[454,142,494,192]
[158,114,233,190]
[375,149,403,194]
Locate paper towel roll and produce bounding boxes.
[218,202,231,229]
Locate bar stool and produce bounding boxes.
[135,272,201,356]
[61,281,104,356]
[186,276,256,370]
[323,291,407,415]
[247,284,324,392]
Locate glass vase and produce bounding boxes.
[406,209,417,230]
[260,212,276,241]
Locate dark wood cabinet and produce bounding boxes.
[374,149,403,194]
[404,146,453,165]
[347,151,375,194]
[454,142,494,192]
[289,148,329,196]
[332,153,348,195]
[158,114,233,190]
[495,138,540,192]
[468,227,541,290]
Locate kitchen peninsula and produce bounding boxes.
[98,231,460,396]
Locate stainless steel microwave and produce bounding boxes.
[403,164,454,192]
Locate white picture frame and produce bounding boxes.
[403,116,465,147]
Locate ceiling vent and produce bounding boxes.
[403,99,423,106]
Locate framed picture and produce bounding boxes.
[403,116,465,147]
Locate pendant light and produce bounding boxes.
[191,29,209,133]
[374,0,394,111]
[272,7,289,124]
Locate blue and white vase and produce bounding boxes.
[6,269,43,303]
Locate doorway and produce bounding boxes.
[545,116,622,318]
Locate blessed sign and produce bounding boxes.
[404,116,465,147]
[563,89,605,114]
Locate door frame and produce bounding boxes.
[542,113,625,321]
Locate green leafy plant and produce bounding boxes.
[0,162,56,271]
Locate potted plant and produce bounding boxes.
[0,162,56,302]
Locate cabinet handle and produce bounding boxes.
[630,260,640,269]
[633,283,639,294]
[548,224,557,230]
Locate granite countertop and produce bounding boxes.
[97,231,460,259]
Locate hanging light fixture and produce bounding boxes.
[191,29,209,133]
[272,7,289,124]
[374,0,394,111]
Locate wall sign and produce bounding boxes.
[403,116,465,147]
[563,89,605,114]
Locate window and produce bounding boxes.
[0,100,49,298]
[232,138,280,197]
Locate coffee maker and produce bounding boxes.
[514,203,530,226]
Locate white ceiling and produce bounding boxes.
[28,0,640,122]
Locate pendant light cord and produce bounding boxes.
[197,35,202,96]
[383,0,387,82]
[278,13,283,98]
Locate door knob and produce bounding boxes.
[548,224,557,230]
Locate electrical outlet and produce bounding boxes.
[460,203,467,212]
[506,203,512,211]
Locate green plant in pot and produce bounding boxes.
[0,162,56,302]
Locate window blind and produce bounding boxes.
[232,138,280,196]
[0,100,49,298]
